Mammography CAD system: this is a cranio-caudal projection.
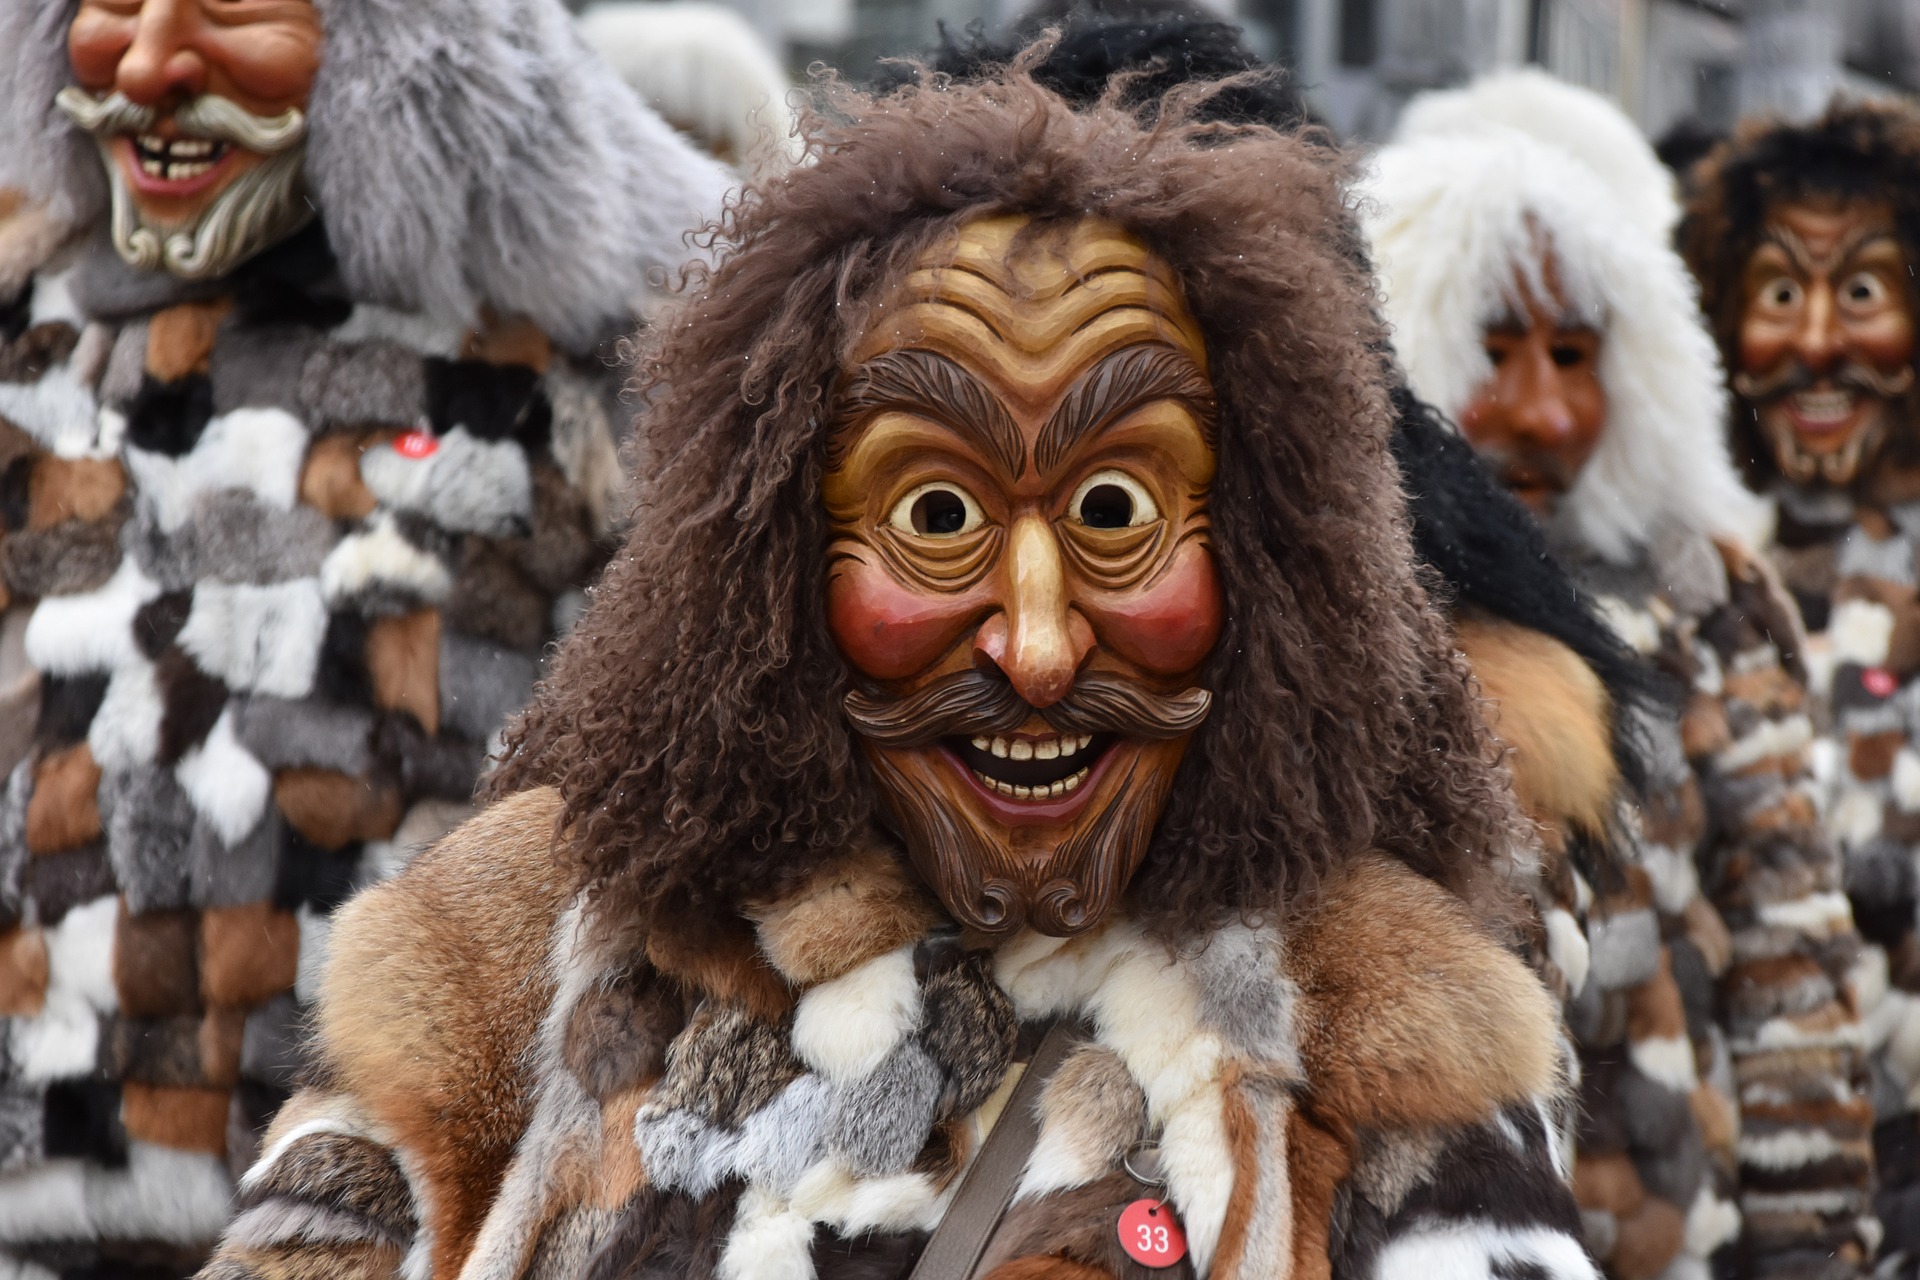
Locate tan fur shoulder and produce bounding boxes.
[1286,856,1560,1135]
[315,786,577,1278]
[1456,614,1616,841]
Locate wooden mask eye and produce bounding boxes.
[1069,470,1159,530]
[889,482,985,537]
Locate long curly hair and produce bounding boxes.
[1680,99,1920,488]
[488,64,1525,942]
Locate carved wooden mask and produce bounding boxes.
[827,214,1222,937]
[1736,198,1917,487]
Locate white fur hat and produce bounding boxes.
[0,0,734,350]
[1360,78,1765,565]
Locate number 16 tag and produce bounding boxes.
[1118,1198,1188,1268]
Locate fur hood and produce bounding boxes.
[1358,79,1766,567]
[0,0,732,350]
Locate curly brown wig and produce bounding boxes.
[1680,99,1920,488]
[488,63,1524,943]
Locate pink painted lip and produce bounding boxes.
[937,738,1126,827]
[115,135,238,200]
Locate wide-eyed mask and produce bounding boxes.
[1459,254,1607,519]
[828,215,1222,938]
[1736,198,1917,487]
[59,0,323,280]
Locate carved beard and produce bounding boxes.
[1734,358,1916,487]
[57,87,313,281]
[845,669,1208,936]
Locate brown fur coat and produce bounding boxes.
[196,788,1595,1280]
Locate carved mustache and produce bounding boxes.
[56,87,308,155]
[1732,357,1916,402]
[843,667,1211,749]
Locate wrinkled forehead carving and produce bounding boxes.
[850,214,1211,412]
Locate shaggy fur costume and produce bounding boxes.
[0,0,725,1269]
[1361,79,1765,568]
[193,63,1594,1280]
[0,0,732,350]
[1682,101,1920,1276]
[1369,76,1874,1279]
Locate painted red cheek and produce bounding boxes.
[1080,541,1223,678]
[826,551,984,681]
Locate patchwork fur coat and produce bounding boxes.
[0,223,638,1275]
[196,787,1596,1280]
[1561,528,1874,1278]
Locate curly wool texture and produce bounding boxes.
[1362,117,1764,566]
[488,65,1526,945]
[0,0,730,350]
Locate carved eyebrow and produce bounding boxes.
[833,349,1026,478]
[1766,222,1899,275]
[1035,344,1215,476]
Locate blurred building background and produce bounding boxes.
[573,0,1920,142]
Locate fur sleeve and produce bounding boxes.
[1331,1096,1599,1280]
[198,1087,420,1280]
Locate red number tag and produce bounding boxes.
[394,429,439,459]
[1864,667,1899,699]
[1118,1198,1187,1268]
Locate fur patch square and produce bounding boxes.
[26,457,124,532]
[298,432,383,522]
[114,903,201,1019]
[299,340,426,432]
[230,696,375,777]
[145,301,232,384]
[1,509,126,600]
[107,1014,205,1087]
[128,494,337,594]
[239,993,304,1089]
[438,629,538,743]
[177,578,327,701]
[367,609,441,734]
[271,828,359,913]
[25,743,102,856]
[319,512,453,612]
[121,1080,229,1157]
[188,810,282,910]
[174,709,273,847]
[0,926,49,1017]
[209,321,320,417]
[425,358,550,450]
[273,768,404,852]
[359,427,534,537]
[23,843,115,925]
[125,374,214,458]
[445,541,548,652]
[23,554,160,676]
[36,674,109,753]
[43,1079,127,1167]
[99,763,196,913]
[199,902,299,1008]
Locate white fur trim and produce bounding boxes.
[1596,596,1662,655]
[320,511,453,607]
[1628,1033,1697,1093]
[1893,750,1920,814]
[177,577,328,699]
[790,945,920,1084]
[1830,598,1897,668]
[1361,125,1765,565]
[1684,1184,1741,1258]
[1831,784,1884,848]
[1718,714,1813,774]
[1638,843,1700,917]
[718,1186,818,1280]
[123,408,310,534]
[1757,891,1856,938]
[240,1097,385,1195]
[1544,907,1590,997]
[24,556,160,676]
[88,655,163,771]
[0,1142,233,1244]
[174,708,273,846]
[786,1162,948,1235]
[0,363,110,459]
[1372,1220,1600,1280]
[1739,1128,1848,1171]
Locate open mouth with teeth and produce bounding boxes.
[1788,387,1861,431]
[947,732,1114,801]
[122,133,233,193]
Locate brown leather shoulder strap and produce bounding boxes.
[908,1018,1087,1280]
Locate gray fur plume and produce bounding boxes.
[0,0,99,231]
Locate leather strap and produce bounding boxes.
[909,1018,1088,1280]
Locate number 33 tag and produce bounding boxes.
[1118,1198,1188,1268]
